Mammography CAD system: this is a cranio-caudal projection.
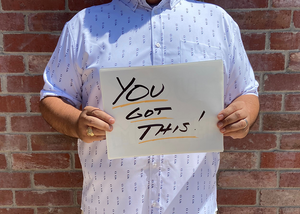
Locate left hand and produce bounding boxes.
[217,100,250,139]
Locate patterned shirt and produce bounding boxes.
[40,0,258,213]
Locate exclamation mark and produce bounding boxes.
[198,111,205,121]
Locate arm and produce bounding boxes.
[39,96,115,143]
[217,94,259,139]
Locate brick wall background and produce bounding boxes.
[0,0,299,213]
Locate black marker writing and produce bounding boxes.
[138,122,191,140]
[126,107,172,120]
[138,124,162,140]
[112,77,135,105]
[112,77,165,105]
[198,110,205,121]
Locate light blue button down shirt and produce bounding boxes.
[41,0,258,213]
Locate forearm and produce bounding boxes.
[39,96,81,138]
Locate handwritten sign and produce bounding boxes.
[100,60,224,159]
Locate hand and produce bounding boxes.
[217,100,249,139]
[75,106,115,143]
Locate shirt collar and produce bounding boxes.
[119,0,181,11]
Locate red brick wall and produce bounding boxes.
[0,0,299,213]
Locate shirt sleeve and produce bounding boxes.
[40,22,83,109]
[223,16,259,107]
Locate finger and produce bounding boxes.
[82,107,115,132]
[86,107,115,125]
[85,115,113,132]
[83,135,106,143]
[91,127,107,136]
[223,127,248,139]
[220,118,248,134]
[217,101,244,121]
[81,126,106,143]
[86,125,107,137]
[217,109,247,129]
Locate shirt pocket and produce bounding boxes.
[180,40,222,63]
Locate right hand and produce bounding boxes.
[75,106,115,143]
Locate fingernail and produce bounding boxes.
[109,125,113,131]
[221,128,225,133]
[218,114,224,120]
[217,122,223,128]
[109,118,115,124]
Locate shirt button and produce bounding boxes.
[155,43,161,48]
[152,201,159,208]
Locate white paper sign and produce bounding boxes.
[100,60,224,159]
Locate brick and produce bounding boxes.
[261,189,300,206]
[7,75,44,93]
[2,0,65,11]
[77,190,82,205]
[11,115,55,132]
[250,115,259,131]
[248,53,285,71]
[294,11,300,28]
[0,117,6,132]
[75,154,82,169]
[218,207,277,214]
[28,55,51,74]
[264,73,300,91]
[204,0,267,9]
[37,208,81,214]
[30,95,40,112]
[224,133,277,151]
[34,172,83,188]
[3,34,59,52]
[0,96,26,112]
[288,52,300,71]
[273,0,300,8]
[29,13,75,31]
[0,134,27,151]
[263,114,300,131]
[219,152,257,169]
[217,189,256,205]
[285,94,300,111]
[241,33,266,51]
[0,154,7,169]
[0,13,24,31]
[229,10,291,30]
[261,152,300,169]
[218,171,277,188]
[0,55,24,73]
[0,172,31,188]
[280,172,300,187]
[31,134,77,151]
[270,32,300,50]
[68,0,112,11]
[15,190,73,206]
[255,75,260,92]
[259,94,282,112]
[12,153,70,170]
[0,191,13,205]
[281,134,300,150]
[0,209,34,214]
[280,208,300,214]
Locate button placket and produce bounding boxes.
[149,155,161,214]
[151,7,163,65]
